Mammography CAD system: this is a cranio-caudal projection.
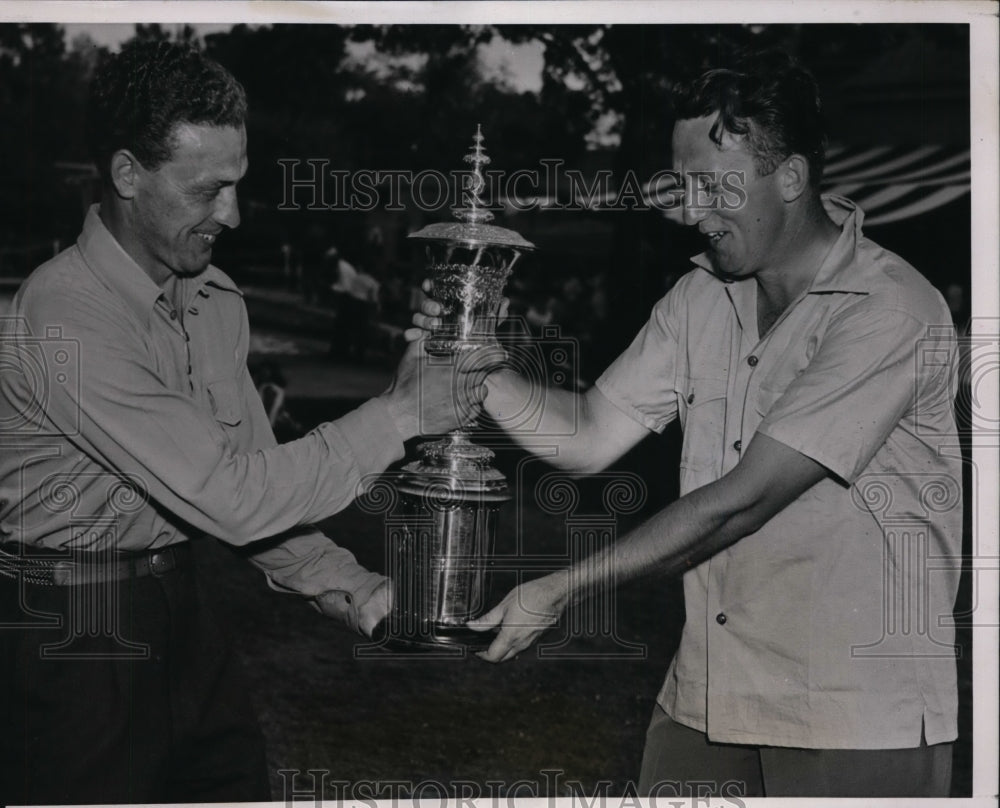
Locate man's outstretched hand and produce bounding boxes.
[467,572,569,662]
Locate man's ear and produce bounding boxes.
[778,153,810,202]
[109,149,140,200]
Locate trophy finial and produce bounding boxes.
[455,124,494,225]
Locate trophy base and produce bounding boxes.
[372,621,499,654]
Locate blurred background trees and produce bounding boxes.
[0,21,971,352]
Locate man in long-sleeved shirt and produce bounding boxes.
[0,42,483,804]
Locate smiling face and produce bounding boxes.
[128,122,248,283]
[672,115,789,281]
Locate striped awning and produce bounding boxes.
[514,144,971,227]
[648,143,970,226]
[820,144,970,227]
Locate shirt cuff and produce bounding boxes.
[310,566,388,634]
[255,530,375,592]
[756,420,851,485]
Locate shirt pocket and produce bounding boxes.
[679,376,728,473]
[754,332,819,418]
[755,380,784,418]
[207,378,244,427]
[755,362,804,419]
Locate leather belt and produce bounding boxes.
[0,543,193,586]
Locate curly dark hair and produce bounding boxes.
[672,49,827,186]
[86,41,247,181]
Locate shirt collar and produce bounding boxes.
[77,205,162,323]
[77,204,242,326]
[807,194,871,295]
[690,193,872,296]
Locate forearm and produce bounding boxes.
[470,434,828,662]
[198,398,405,541]
[484,369,577,461]
[484,369,644,472]
[71,392,404,545]
[572,479,764,600]
[467,473,768,662]
[550,480,756,607]
[555,435,827,604]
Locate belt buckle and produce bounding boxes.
[148,549,174,577]
[51,560,75,586]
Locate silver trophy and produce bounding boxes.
[382,127,534,651]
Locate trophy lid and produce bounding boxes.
[408,220,535,251]
[408,125,535,252]
[398,432,510,500]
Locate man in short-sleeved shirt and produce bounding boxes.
[445,51,962,798]
[598,193,961,750]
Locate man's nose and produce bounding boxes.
[214,186,241,230]
[682,186,709,227]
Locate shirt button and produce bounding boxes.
[733,440,742,451]
[169,310,177,320]
[747,355,758,367]
[687,393,695,404]
[716,612,727,625]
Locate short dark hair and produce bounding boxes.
[672,50,827,185]
[86,41,247,181]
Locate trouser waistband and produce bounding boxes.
[0,542,193,586]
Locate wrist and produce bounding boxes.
[541,569,574,612]
[484,367,521,419]
[379,391,417,441]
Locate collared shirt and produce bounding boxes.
[0,205,405,602]
[596,196,962,749]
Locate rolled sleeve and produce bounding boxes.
[595,288,681,433]
[756,300,946,484]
